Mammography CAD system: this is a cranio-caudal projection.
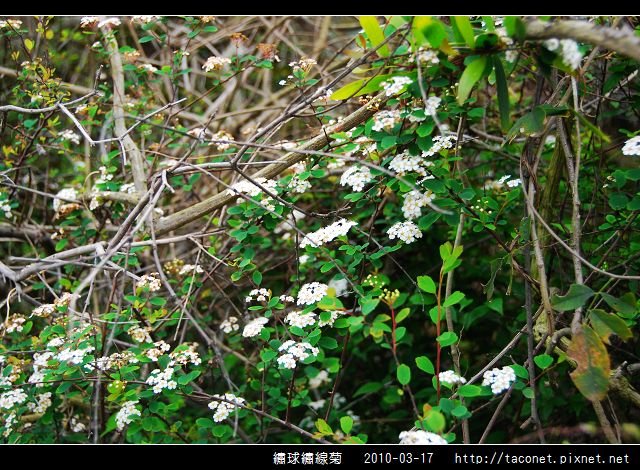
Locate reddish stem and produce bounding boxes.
[390,305,397,354]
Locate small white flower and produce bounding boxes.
[97,17,121,29]
[27,392,52,414]
[387,221,422,244]
[137,272,162,292]
[340,166,373,192]
[202,56,231,72]
[285,310,317,328]
[80,17,99,28]
[309,370,331,389]
[178,264,204,276]
[482,366,516,394]
[328,278,349,297]
[438,370,467,385]
[220,316,240,334]
[115,400,141,431]
[381,76,413,97]
[297,282,328,305]
[208,393,245,422]
[622,136,640,156]
[544,38,560,51]
[300,219,357,248]
[242,317,269,338]
[0,389,28,410]
[402,190,434,220]
[417,47,439,65]
[277,341,319,368]
[372,110,401,132]
[53,188,78,213]
[399,430,448,445]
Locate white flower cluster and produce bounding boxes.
[622,136,640,156]
[340,165,373,192]
[145,340,171,361]
[137,272,161,292]
[242,317,269,338]
[95,165,113,185]
[246,288,271,303]
[317,310,344,327]
[482,366,516,394]
[31,293,73,319]
[0,389,28,410]
[417,47,439,65]
[277,340,319,369]
[0,196,12,219]
[328,278,349,297]
[208,393,246,422]
[220,316,240,334]
[280,294,295,303]
[387,221,422,244]
[289,57,317,74]
[70,416,86,432]
[146,367,177,394]
[202,56,231,72]
[381,76,413,97]
[211,130,235,151]
[402,190,434,220]
[438,370,467,385]
[372,110,401,132]
[179,264,204,276]
[0,19,22,29]
[227,176,278,210]
[2,314,26,333]
[139,63,158,74]
[115,400,141,431]
[484,175,521,191]
[27,391,52,414]
[85,351,138,372]
[424,96,442,117]
[297,282,329,305]
[47,337,65,348]
[187,127,209,139]
[544,38,583,70]
[53,188,78,212]
[128,325,152,343]
[56,345,95,365]
[285,310,317,328]
[132,16,161,24]
[399,430,448,445]
[388,151,433,177]
[79,16,99,28]
[98,17,121,29]
[169,344,202,366]
[424,135,457,157]
[300,218,358,248]
[2,412,17,437]
[309,370,331,389]
[288,175,312,193]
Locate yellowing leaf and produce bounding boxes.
[567,324,611,402]
[359,16,390,57]
[589,309,632,344]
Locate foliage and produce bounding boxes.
[0,15,639,444]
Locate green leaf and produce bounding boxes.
[417,275,436,294]
[510,364,529,379]
[359,16,390,57]
[260,349,277,362]
[436,332,458,347]
[443,291,465,308]
[252,271,262,285]
[599,292,636,316]
[415,356,435,374]
[395,308,411,323]
[317,296,344,311]
[359,297,379,315]
[503,17,526,42]
[507,106,546,140]
[551,284,595,312]
[458,384,482,397]
[315,418,333,435]
[397,363,411,385]
[150,297,167,307]
[330,75,391,101]
[425,410,445,433]
[177,370,201,385]
[534,354,554,369]
[451,16,475,49]
[567,324,611,402]
[493,56,510,131]
[354,381,383,397]
[457,56,487,105]
[451,405,469,418]
[522,387,534,399]
[55,238,69,251]
[340,416,354,435]
[589,309,633,344]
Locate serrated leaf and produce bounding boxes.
[417,275,436,294]
[589,309,632,344]
[340,416,353,435]
[457,56,487,105]
[551,284,595,312]
[397,363,411,385]
[567,324,611,402]
[534,354,554,369]
[359,16,390,57]
[415,356,435,374]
